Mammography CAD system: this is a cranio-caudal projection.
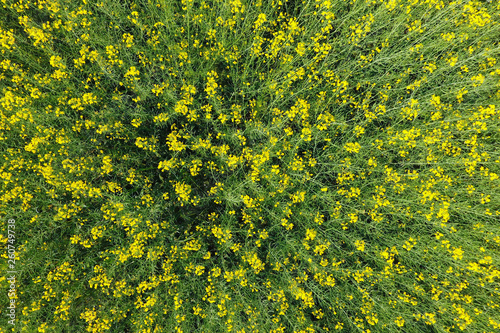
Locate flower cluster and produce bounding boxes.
[1,0,499,332]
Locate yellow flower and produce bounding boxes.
[124,66,140,78]
[354,240,365,252]
[190,159,203,176]
[305,228,317,241]
[122,33,134,47]
[354,125,365,137]
[205,71,219,98]
[229,0,244,14]
[49,55,66,69]
[100,156,113,175]
[344,142,361,153]
[253,13,266,30]
[447,54,458,67]
[170,181,191,205]
[0,27,16,53]
[368,157,377,168]
[131,118,142,127]
[296,42,306,56]
[471,73,485,87]
[400,98,419,120]
[394,316,405,327]
[402,237,417,251]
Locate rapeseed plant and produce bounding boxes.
[1,0,499,332]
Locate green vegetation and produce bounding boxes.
[0,0,499,332]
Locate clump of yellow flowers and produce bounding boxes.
[1,0,500,332]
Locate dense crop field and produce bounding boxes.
[1,0,499,332]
